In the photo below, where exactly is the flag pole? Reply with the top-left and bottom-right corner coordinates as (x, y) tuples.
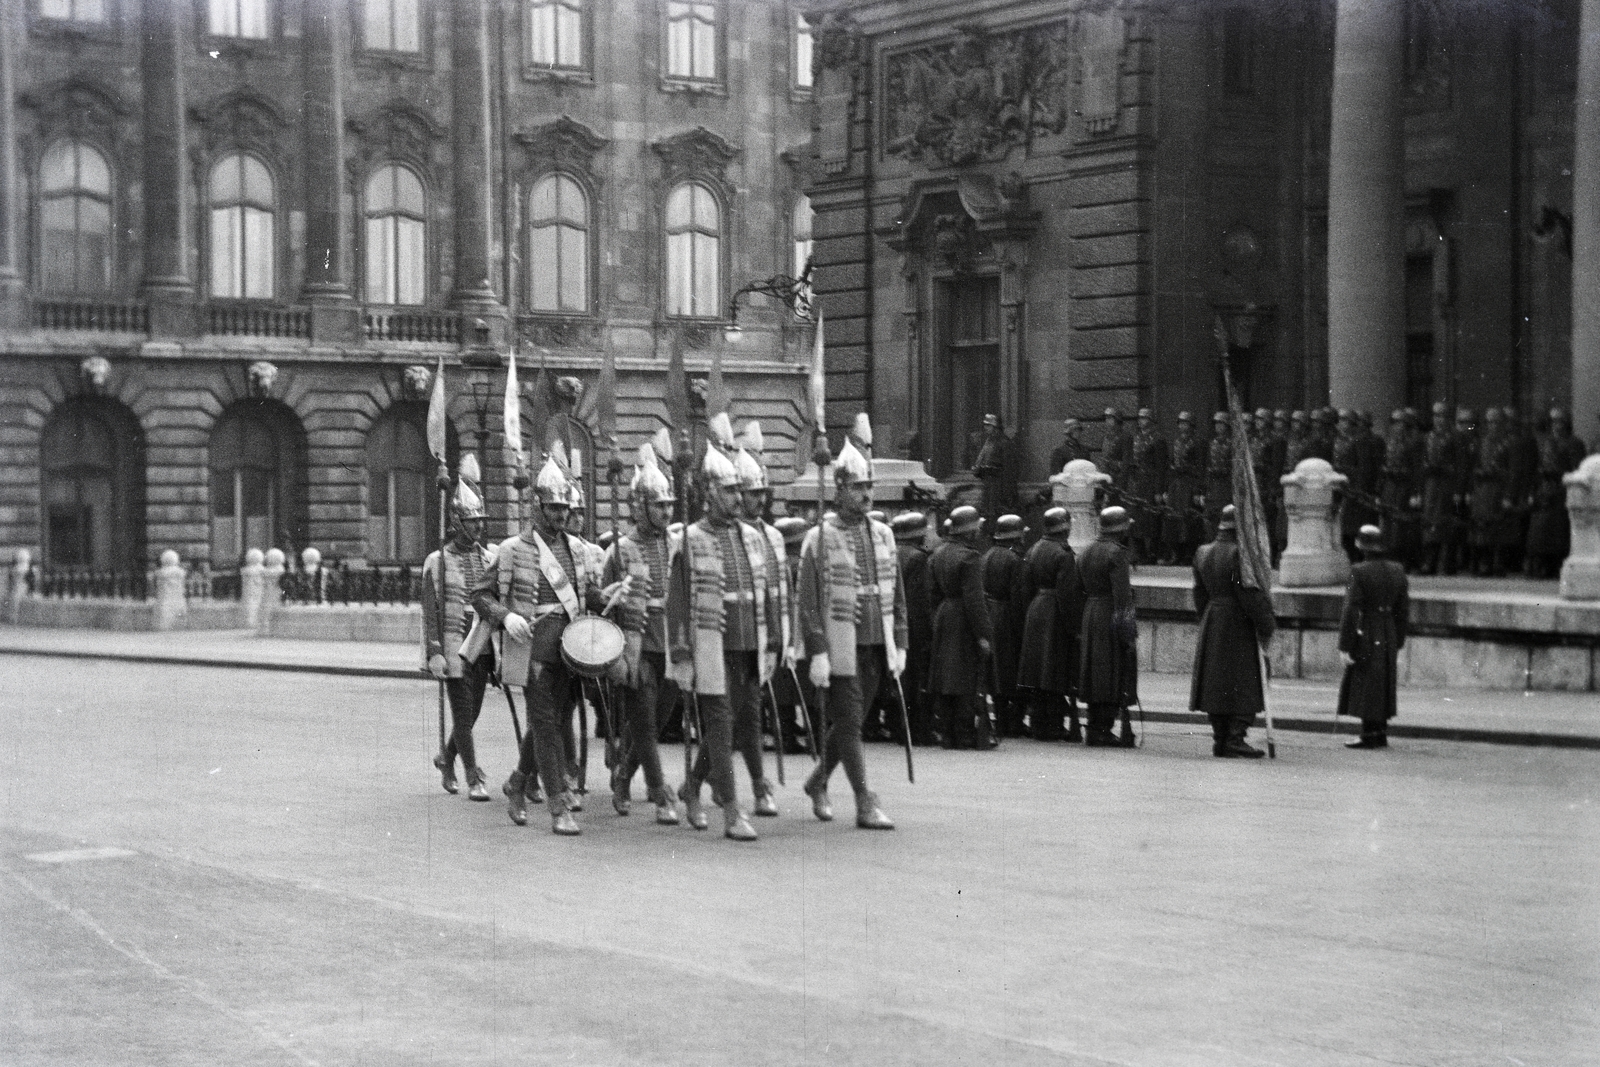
(425, 355), (451, 766)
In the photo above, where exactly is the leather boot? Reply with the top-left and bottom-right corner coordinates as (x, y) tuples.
(803, 774), (834, 822)
(651, 787), (681, 825)
(752, 779), (779, 817)
(855, 791), (894, 830)
(1210, 717), (1228, 757)
(433, 751), (458, 794)
(611, 766), (632, 816)
(1118, 708), (1137, 748)
(550, 793), (581, 836)
(1223, 718), (1264, 759)
(563, 775), (584, 812)
(1064, 702), (1083, 743)
(679, 782), (709, 830)
(723, 803), (758, 842)
(503, 771), (529, 826)
(465, 766), (490, 802)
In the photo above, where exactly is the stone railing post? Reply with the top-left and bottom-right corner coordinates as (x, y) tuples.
(1050, 458), (1113, 556)
(1559, 454), (1600, 600)
(1278, 458), (1351, 587)
(153, 549), (188, 631)
(240, 548), (266, 627)
(301, 546), (324, 603)
(5, 548), (30, 623)
(262, 548), (286, 622)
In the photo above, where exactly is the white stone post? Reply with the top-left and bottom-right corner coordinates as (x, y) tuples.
(262, 548), (286, 621)
(301, 546), (323, 603)
(1050, 458), (1113, 556)
(1278, 459), (1351, 587)
(153, 549), (188, 631)
(240, 548), (266, 627)
(1559, 454), (1600, 600)
(5, 548), (30, 624)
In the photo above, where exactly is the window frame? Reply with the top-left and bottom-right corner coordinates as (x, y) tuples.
(34, 138), (116, 296)
(791, 7), (814, 94)
(663, 180), (725, 321)
(361, 162), (430, 307)
(523, 0), (591, 79)
(357, 0), (432, 64)
(197, 0), (275, 45)
(661, 0), (723, 92)
(30, 0), (119, 36)
(205, 151), (280, 303)
(524, 171), (596, 317)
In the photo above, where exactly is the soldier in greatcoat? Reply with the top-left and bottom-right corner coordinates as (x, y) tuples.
(981, 514), (1030, 737)
(1380, 409), (1422, 568)
(1189, 505), (1275, 759)
(470, 455), (624, 836)
(1469, 407), (1512, 575)
(1128, 408), (1169, 565)
(797, 432), (903, 830)
(1098, 408), (1133, 503)
(968, 413), (1017, 522)
(1164, 412), (1204, 566)
(892, 511), (938, 746)
(1525, 409), (1590, 578)
(1332, 409), (1367, 559)
(1260, 409), (1288, 563)
(1079, 506), (1140, 747)
(424, 455), (496, 801)
(1419, 403), (1459, 575)
(1337, 525), (1410, 749)
(1015, 507), (1086, 742)
(927, 506), (995, 750)
(1503, 406), (1541, 574)
(1204, 411), (1233, 539)
(1048, 418), (1092, 480)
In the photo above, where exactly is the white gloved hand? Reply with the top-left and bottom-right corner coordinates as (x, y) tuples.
(782, 644), (798, 672)
(427, 653), (448, 679)
(503, 612), (532, 642)
(888, 647), (906, 678)
(809, 652), (832, 689)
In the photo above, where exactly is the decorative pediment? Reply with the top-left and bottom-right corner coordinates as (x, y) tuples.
(189, 90), (289, 159)
(18, 78), (130, 145)
(513, 115), (608, 178)
(347, 102), (445, 170)
(651, 127), (739, 187)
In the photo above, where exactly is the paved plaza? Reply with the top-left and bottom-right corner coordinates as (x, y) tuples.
(2, 655), (1597, 1067)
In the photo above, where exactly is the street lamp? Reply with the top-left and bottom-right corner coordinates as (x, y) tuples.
(724, 263), (815, 344)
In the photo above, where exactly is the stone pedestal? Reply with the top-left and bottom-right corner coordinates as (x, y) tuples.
(1560, 454), (1600, 600)
(153, 550), (188, 631)
(240, 548), (266, 627)
(262, 548), (286, 623)
(1050, 458), (1112, 556)
(1279, 459), (1351, 587)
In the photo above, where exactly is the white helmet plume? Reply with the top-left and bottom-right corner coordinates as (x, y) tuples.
(534, 453), (570, 502)
(702, 440), (741, 488)
(850, 412), (873, 454)
(649, 426), (675, 464)
(737, 419), (765, 456)
(631, 442), (674, 501)
(833, 437), (873, 486)
(708, 411), (736, 451)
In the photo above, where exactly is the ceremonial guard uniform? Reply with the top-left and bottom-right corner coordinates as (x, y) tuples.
(892, 512), (937, 746)
(733, 419), (792, 816)
(1099, 409), (1133, 504)
(797, 432), (903, 830)
(1079, 507), (1139, 747)
(928, 506), (995, 749)
(1015, 507), (1086, 742)
(424, 456), (496, 800)
(559, 482), (604, 793)
(1128, 408), (1169, 564)
(667, 429), (768, 841)
(471, 456), (614, 836)
(981, 515), (1029, 736)
(1469, 407), (1512, 575)
(602, 444), (682, 825)
(769, 516), (815, 752)
(1526, 409), (1589, 577)
(1189, 505), (1275, 759)
(1204, 412), (1234, 540)
(1165, 412), (1204, 565)
(1337, 525), (1409, 749)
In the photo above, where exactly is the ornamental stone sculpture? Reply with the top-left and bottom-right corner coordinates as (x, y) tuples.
(79, 356), (111, 394)
(402, 364), (433, 401)
(1559, 453), (1600, 600)
(247, 360), (279, 397)
(1050, 458), (1112, 555)
(1278, 458), (1350, 587)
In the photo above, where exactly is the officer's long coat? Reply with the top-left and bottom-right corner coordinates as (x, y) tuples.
(1188, 533), (1275, 718)
(1336, 557), (1409, 725)
(1077, 536), (1138, 706)
(928, 539), (993, 696)
(1015, 535), (1084, 696)
(981, 543), (1028, 700)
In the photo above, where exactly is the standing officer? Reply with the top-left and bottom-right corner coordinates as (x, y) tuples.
(1469, 407), (1511, 576)
(1526, 409), (1590, 578)
(969, 413), (1017, 522)
(1419, 402), (1457, 575)
(732, 420), (791, 817)
(1337, 525), (1409, 749)
(1098, 408), (1133, 498)
(797, 431), (904, 830)
(1204, 411), (1233, 540)
(982, 514), (1029, 737)
(892, 511), (937, 746)
(928, 506), (995, 750)
(1165, 412), (1204, 566)
(424, 455), (496, 800)
(1189, 505), (1275, 759)
(602, 443), (682, 825)
(1015, 507), (1086, 742)
(1128, 408), (1169, 565)
(1079, 506), (1139, 747)
(1332, 409), (1366, 559)
(470, 455), (622, 836)
(1380, 409), (1422, 568)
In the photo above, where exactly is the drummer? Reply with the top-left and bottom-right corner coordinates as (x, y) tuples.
(602, 442), (682, 825)
(732, 419), (791, 818)
(666, 416), (769, 842)
(557, 480), (603, 799)
(471, 454), (626, 836)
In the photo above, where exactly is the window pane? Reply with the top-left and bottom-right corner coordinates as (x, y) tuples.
(241, 468), (272, 517)
(392, 468), (422, 515)
(693, 184), (718, 231)
(78, 198), (112, 292)
(78, 145), (111, 194)
(396, 217), (425, 305)
(667, 13), (691, 77)
(530, 175), (557, 220)
(41, 199), (76, 291)
(364, 0), (392, 49)
(665, 186), (691, 230)
(559, 224), (587, 310)
(529, 224), (558, 311)
(241, 156), (273, 206)
(239, 0), (268, 38)
(243, 206), (274, 298)
(211, 468), (237, 517)
(556, 176), (585, 225)
(393, 167), (424, 215)
(41, 143), (73, 193)
(365, 167), (396, 213)
(555, 1), (581, 67)
(692, 15), (715, 79)
(209, 0), (236, 36)
(795, 14), (813, 88)
(209, 156), (240, 205)
(41, 0), (73, 18)
(394, 0), (421, 52)
(692, 232), (718, 316)
(529, 3), (554, 64)
(211, 206), (243, 298)
(365, 217), (392, 303)
(667, 232), (692, 315)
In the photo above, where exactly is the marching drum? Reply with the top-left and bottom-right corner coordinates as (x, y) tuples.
(560, 614), (625, 678)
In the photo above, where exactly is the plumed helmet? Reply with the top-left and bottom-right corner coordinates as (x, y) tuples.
(733, 419), (768, 490)
(1042, 507), (1070, 534)
(993, 514), (1026, 541)
(890, 511), (927, 540)
(453, 455), (485, 521)
(833, 437), (873, 486)
(708, 411), (736, 451)
(631, 443), (675, 502)
(946, 505), (982, 536)
(702, 440), (742, 488)
(1099, 505), (1132, 533)
(534, 454), (571, 503)
(851, 412), (873, 452)
(568, 480), (585, 510)
(650, 426), (675, 464)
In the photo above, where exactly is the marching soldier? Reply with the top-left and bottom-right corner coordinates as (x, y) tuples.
(560, 481), (603, 795)
(602, 444), (683, 825)
(667, 427), (769, 842)
(424, 455), (496, 800)
(1189, 504), (1275, 759)
(928, 506), (995, 750)
(1128, 408), (1169, 565)
(981, 514), (1030, 737)
(797, 430), (904, 830)
(1204, 411), (1233, 540)
(470, 455), (623, 836)
(1099, 408), (1134, 500)
(1015, 507), (1086, 743)
(1338, 525), (1410, 749)
(1526, 409), (1589, 578)
(1079, 506), (1140, 747)
(892, 511), (938, 746)
(1165, 412), (1204, 566)
(769, 515), (815, 753)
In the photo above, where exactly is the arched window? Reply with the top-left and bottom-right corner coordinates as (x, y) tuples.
(665, 182), (720, 318)
(39, 140), (112, 293)
(209, 154), (275, 300)
(209, 401), (305, 566)
(527, 174), (590, 313)
(364, 165), (427, 306)
(40, 398), (146, 571)
(365, 407), (433, 562)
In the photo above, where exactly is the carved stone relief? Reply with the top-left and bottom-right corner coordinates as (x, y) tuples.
(189, 90), (290, 171)
(513, 115), (608, 182)
(651, 127), (739, 191)
(347, 101), (445, 177)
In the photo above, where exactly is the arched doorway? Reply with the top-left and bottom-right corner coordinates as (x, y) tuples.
(209, 399), (307, 567)
(40, 397), (146, 571)
(365, 402), (457, 563)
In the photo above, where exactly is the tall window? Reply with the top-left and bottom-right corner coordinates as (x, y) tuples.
(209, 154), (275, 300)
(666, 0), (716, 81)
(937, 276), (1001, 477)
(527, 174), (590, 313)
(208, 0), (268, 37)
(364, 0), (420, 51)
(665, 183), (720, 317)
(39, 0), (106, 21)
(527, 0), (583, 69)
(38, 141), (112, 293)
(794, 12), (813, 90)
(366, 410), (431, 562)
(364, 165), (426, 306)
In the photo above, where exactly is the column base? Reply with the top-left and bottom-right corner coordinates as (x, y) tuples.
(0, 276), (26, 330)
(308, 299), (361, 344)
(1278, 549), (1351, 588)
(144, 290), (199, 339)
(1559, 559), (1600, 601)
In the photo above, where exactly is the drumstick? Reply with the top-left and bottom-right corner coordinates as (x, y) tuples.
(600, 575), (632, 617)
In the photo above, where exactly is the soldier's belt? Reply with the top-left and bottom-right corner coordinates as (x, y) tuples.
(646, 597), (666, 609)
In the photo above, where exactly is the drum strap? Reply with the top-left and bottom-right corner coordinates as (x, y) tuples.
(529, 529), (582, 621)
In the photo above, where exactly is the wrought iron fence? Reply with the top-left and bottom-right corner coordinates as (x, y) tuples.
(27, 566), (149, 600)
(280, 562), (422, 606)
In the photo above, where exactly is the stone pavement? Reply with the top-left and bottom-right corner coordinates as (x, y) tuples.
(3, 623), (1597, 748)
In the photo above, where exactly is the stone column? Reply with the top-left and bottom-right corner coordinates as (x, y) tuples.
(1572, 0), (1600, 447)
(1278, 459), (1351, 587)
(153, 549), (188, 631)
(1050, 458), (1112, 556)
(450, 0), (503, 332)
(0, 4), (22, 328)
(1560, 455), (1600, 600)
(301, 5), (359, 342)
(141, 0), (196, 336)
(1326, 0), (1405, 413)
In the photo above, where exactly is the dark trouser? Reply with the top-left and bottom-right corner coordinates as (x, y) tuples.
(1208, 714), (1254, 752)
(616, 651), (677, 802)
(687, 651), (759, 807)
(1028, 691), (1080, 741)
(938, 694), (987, 749)
(515, 658), (582, 810)
(806, 645), (882, 800)
(440, 652), (492, 772)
